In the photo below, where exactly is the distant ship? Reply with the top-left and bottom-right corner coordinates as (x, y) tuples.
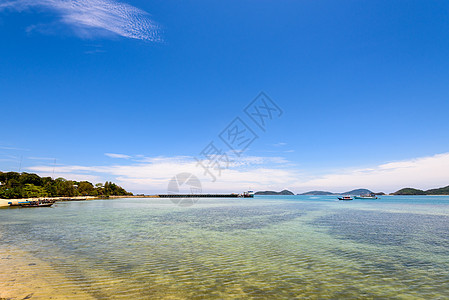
(354, 193), (378, 200)
(242, 191), (254, 198)
(338, 196), (353, 201)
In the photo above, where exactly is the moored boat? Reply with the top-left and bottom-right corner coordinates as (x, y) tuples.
(240, 191), (254, 198)
(354, 193), (378, 200)
(338, 196), (353, 201)
(10, 199), (55, 207)
(354, 195), (378, 199)
(25, 202), (54, 207)
(245, 190), (254, 198)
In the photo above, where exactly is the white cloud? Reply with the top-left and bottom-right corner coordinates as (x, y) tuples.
(105, 153), (131, 159)
(0, 158), (18, 162)
(273, 142), (287, 147)
(0, 146), (30, 151)
(0, 0), (160, 41)
(35, 172), (103, 183)
(28, 155), (299, 193)
(26, 152), (449, 195)
(292, 152), (449, 193)
(27, 156), (56, 160)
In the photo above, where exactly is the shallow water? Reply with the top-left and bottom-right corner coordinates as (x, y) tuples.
(1, 196), (449, 299)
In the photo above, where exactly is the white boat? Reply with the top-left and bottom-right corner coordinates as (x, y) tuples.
(354, 194), (378, 199)
(242, 191), (254, 198)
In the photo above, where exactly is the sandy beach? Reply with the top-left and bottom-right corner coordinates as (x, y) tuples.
(0, 248), (96, 300)
(0, 197), (97, 208)
(0, 195), (163, 208)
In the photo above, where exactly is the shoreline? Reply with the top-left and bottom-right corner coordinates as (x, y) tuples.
(0, 196), (98, 208)
(0, 247), (96, 300)
(3, 194), (449, 208)
(0, 195), (162, 208)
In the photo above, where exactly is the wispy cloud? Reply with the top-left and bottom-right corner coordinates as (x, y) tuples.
(0, 0), (161, 41)
(28, 155), (298, 193)
(0, 158), (18, 162)
(31, 171), (104, 183)
(0, 154), (20, 162)
(292, 152), (449, 193)
(273, 142), (287, 147)
(84, 48), (106, 54)
(27, 152), (449, 195)
(105, 153), (131, 159)
(27, 156), (56, 160)
(0, 146), (30, 151)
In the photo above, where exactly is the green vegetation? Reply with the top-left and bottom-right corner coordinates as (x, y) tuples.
(255, 190), (294, 195)
(392, 188), (426, 195)
(300, 191), (334, 195)
(425, 185), (449, 195)
(0, 171), (133, 199)
(299, 189), (377, 195)
(342, 189), (373, 195)
(391, 186), (449, 195)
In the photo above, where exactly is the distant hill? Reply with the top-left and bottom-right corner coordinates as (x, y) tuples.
(392, 188), (426, 195)
(255, 190), (294, 195)
(425, 185), (449, 195)
(299, 189), (376, 195)
(342, 189), (373, 195)
(299, 191), (334, 195)
(257, 185), (449, 197)
(392, 185), (449, 195)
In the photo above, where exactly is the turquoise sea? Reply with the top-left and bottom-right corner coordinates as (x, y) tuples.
(1, 195), (449, 299)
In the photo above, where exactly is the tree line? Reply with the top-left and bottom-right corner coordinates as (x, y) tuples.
(0, 171), (133, 199)
(392, 185), (449, 195)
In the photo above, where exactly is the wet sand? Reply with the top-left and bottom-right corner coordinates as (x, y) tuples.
(0, 248), (95, 300)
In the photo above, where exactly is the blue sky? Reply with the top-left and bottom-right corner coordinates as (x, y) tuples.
(1, 0), (449, 193)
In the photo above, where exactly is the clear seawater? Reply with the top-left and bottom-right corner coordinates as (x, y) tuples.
(1, 195), (449, 299)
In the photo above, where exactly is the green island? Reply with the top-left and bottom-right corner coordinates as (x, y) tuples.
(259, 187), (449, 196)
(255, 190), (295, 195)
(392, 186), (449, 195)
(0, 171), (133, 199)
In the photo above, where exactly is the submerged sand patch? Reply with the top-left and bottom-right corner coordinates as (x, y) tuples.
(0, 248), (95, 300)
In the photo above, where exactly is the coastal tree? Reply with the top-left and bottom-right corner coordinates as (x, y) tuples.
(22, 184), (48, 198)
(0, 171), (133, 199)
(19, 173), (43, 186)
(77, 181), (96, 196)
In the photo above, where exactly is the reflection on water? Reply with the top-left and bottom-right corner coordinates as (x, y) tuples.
(1, 196), (449, 299)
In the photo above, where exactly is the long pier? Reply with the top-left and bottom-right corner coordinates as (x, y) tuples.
(158, 194), (245, 198)
(0, 194), (254, 207)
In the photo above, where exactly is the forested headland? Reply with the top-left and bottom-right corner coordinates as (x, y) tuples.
(0, 171), (133, 199)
